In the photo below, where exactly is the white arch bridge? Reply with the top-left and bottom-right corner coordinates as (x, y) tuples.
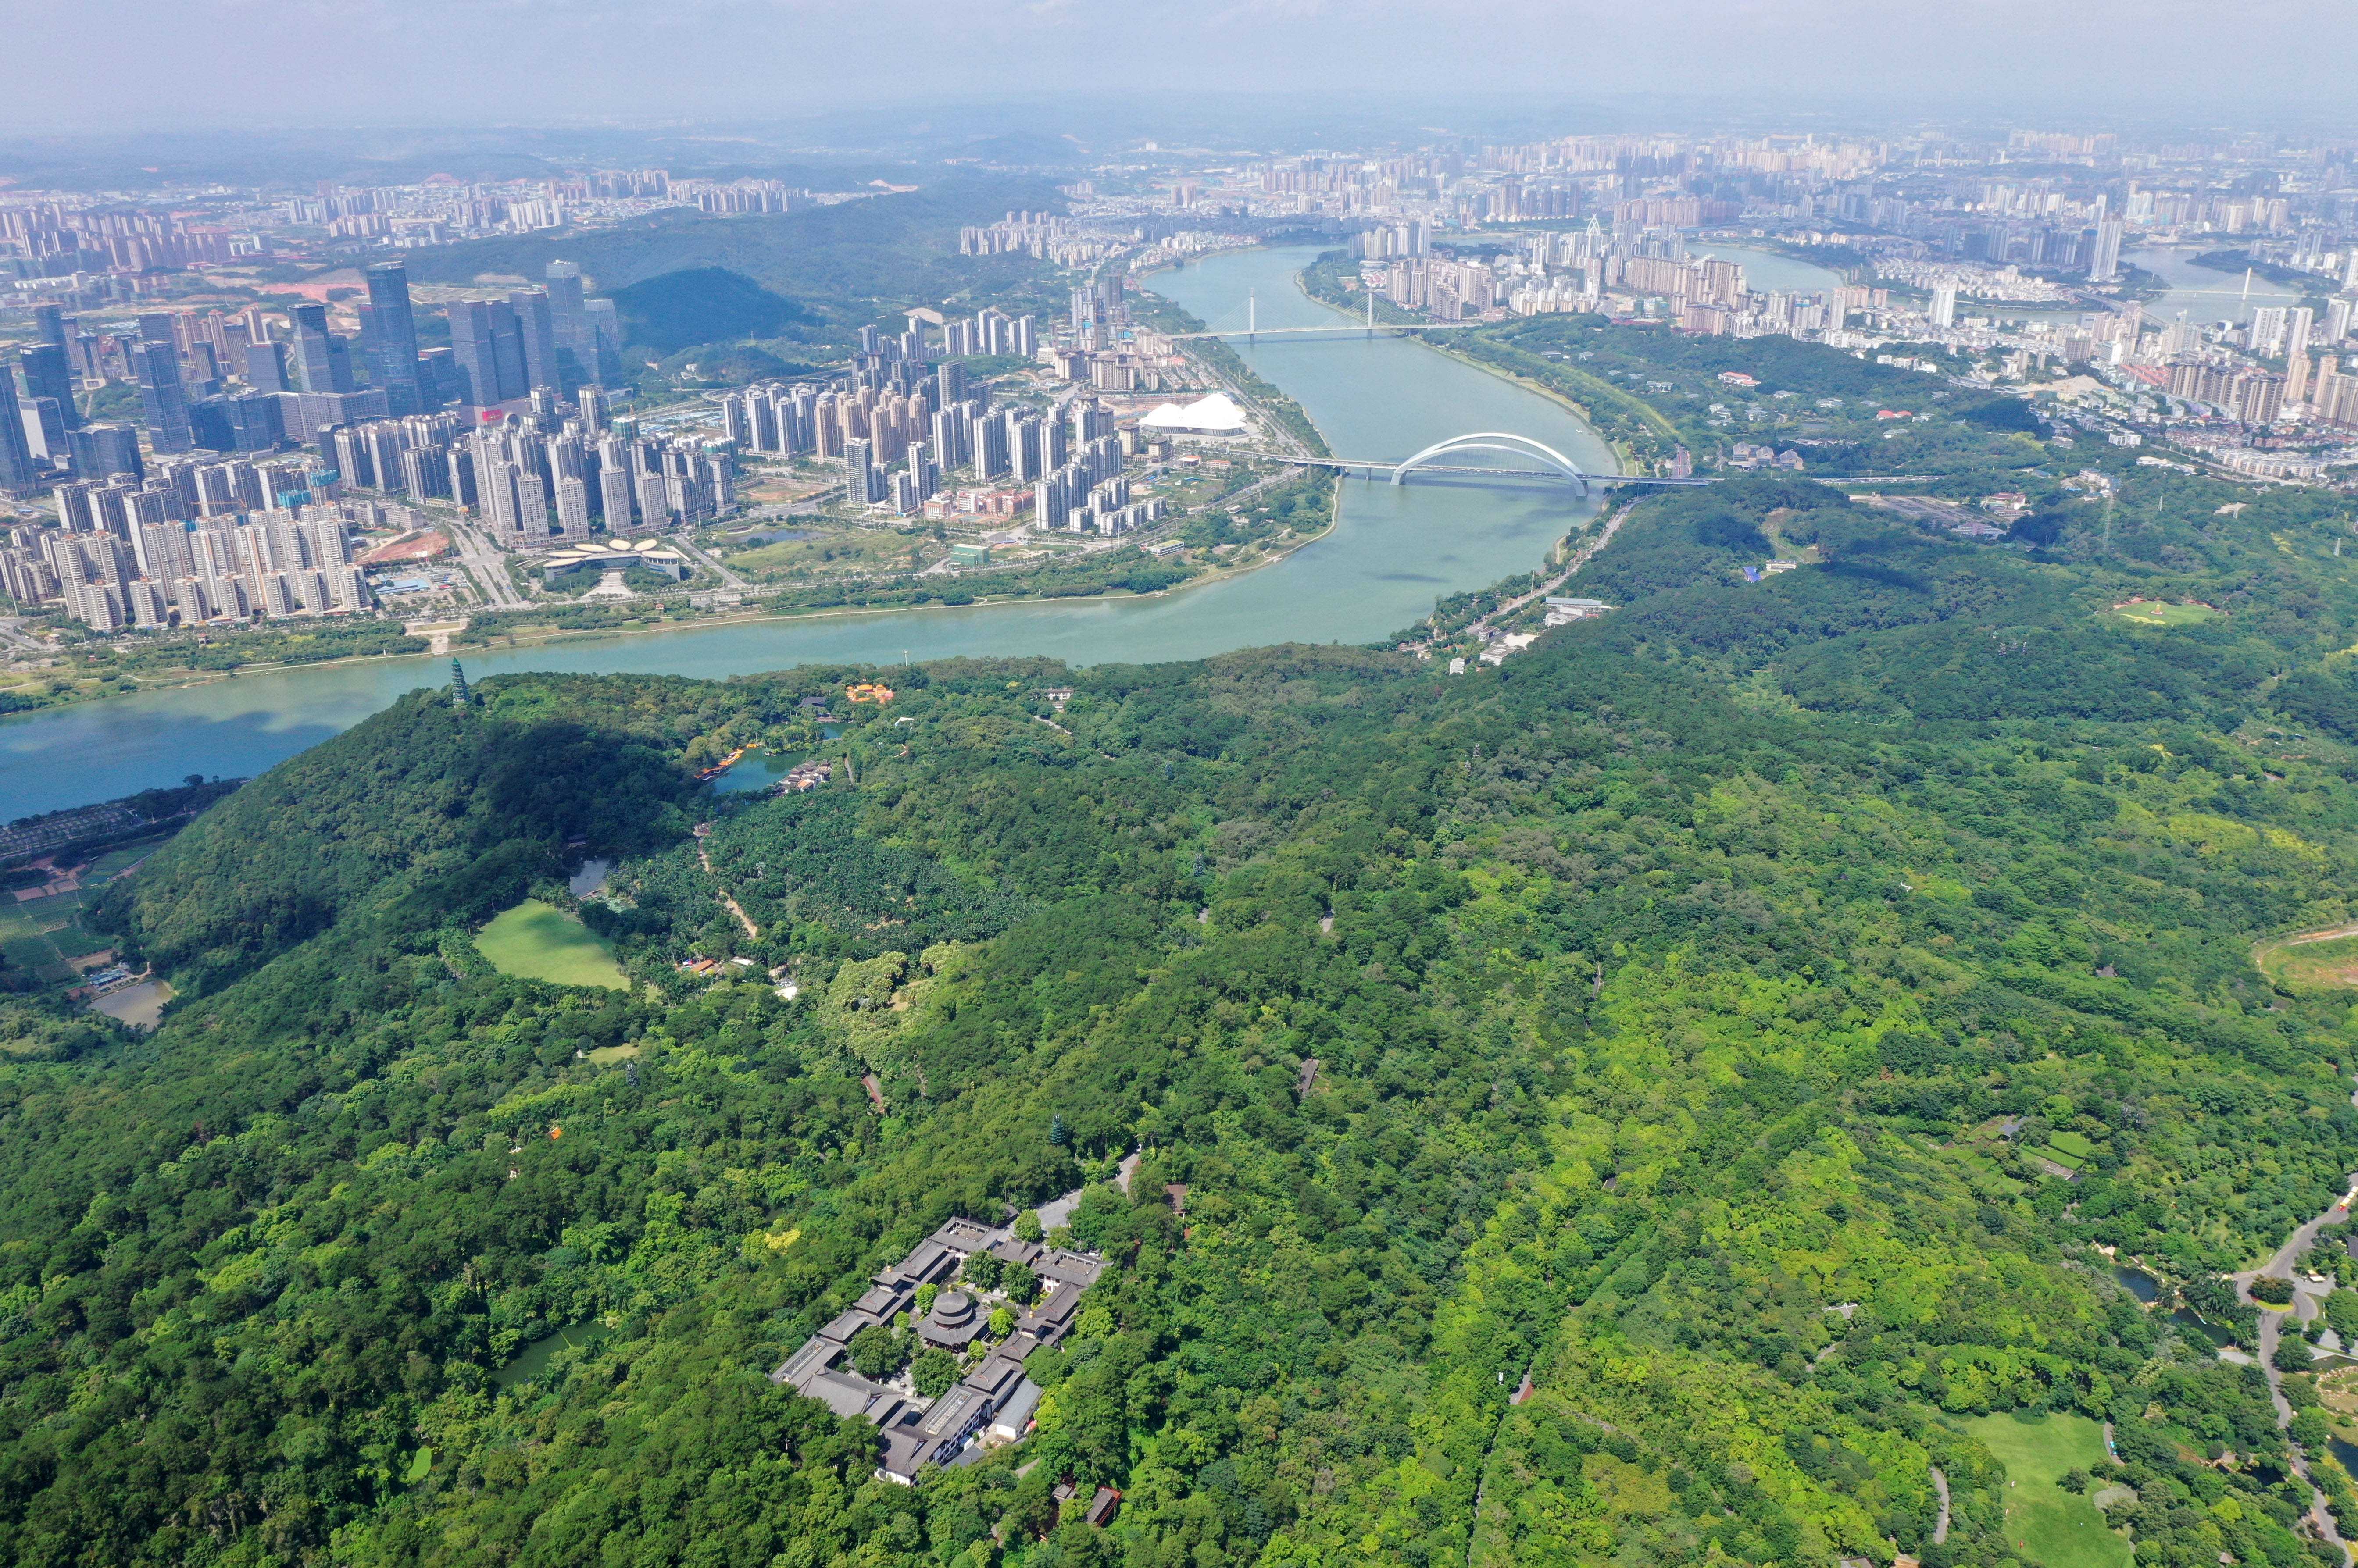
(1243, 432), (1712, 499)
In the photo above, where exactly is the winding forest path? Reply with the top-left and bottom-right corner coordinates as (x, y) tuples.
(693, 844), (761, 939)
(2240, 1182), (2356, 1561)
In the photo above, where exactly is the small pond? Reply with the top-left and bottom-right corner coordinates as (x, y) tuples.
(2111, 1265), (2161, 1303)
(496, 1321), (614, 1389)
(567, 857), (612, 898)
(711, 750), (794, 794)
(2169, 1308), (2235, 1349)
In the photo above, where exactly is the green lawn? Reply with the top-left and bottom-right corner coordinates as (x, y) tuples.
(2111, 600), (2220, 628)
(1965, 1412), (2130, 1568)
(475, 901), (629, 991)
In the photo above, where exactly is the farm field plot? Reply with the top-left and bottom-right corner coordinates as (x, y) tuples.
(0, 835), (168, 988)
(1965, 1412), (2130, 1568)
(2044, 1130), (2097, 1170)
(475, 900), (630, 991)
(0, 891), (111, 985)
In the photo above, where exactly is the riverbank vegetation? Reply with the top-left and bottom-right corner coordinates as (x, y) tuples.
(0, 617), (432, 713)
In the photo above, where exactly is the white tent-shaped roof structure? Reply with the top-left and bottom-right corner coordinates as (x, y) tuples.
(1138, 392), (1248, 435)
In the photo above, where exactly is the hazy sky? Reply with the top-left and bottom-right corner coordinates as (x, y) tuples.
(15, 0), (2358, 136)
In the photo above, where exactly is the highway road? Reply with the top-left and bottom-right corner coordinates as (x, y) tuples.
(443, 517), (530, 610)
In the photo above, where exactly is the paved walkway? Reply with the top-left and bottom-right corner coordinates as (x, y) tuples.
(2240, 1172), (2357, 1559)
(1464, 499), (1638, 642)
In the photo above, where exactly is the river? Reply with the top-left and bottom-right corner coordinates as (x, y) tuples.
(0, 245), (1611, 819)
(1701, 246), (1845, 297)
(2132, 244), (2302, 326)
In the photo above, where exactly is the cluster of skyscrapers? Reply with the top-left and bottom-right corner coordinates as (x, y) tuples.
(0, 501), (367, 631)
(0, 253), (650, 624)
(319, 396), (732, 548)
(1, 257), (625, 495)
(718, 355), (1158, 535)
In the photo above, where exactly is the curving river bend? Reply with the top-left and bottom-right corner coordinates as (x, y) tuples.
(3, 243), (1636, 818)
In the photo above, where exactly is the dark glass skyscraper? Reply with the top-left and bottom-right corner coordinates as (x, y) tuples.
(447, 299), (528, 408)
(0, 388), (35, 494)
(245, 340), (290, 393)
(17, 344), (79, 430)
(68, 423), (141, 480)
(543, 261), (589, 390)
(362, 260), (425, 415)
(508, 288), (560, 395)
(288, 303), (354, 394)
(130, 339), (194, 454)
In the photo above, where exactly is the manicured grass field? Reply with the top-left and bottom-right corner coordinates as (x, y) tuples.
(2111, 600), (2219, 627)
(1965, 1411), (2130, 1568)
(475, 900), (629, 990)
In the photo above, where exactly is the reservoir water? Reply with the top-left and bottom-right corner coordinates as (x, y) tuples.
(0, 245), (1611, 819)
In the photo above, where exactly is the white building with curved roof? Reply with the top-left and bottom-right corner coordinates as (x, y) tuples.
(1138, 393), (1248, 436)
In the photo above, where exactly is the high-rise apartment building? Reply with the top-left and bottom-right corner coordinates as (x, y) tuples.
(2248, 307), (2288, 357)
(2089, 218), (2125, 284)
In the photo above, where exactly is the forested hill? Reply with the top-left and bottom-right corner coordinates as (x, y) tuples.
(1, 473), (2358, 1568)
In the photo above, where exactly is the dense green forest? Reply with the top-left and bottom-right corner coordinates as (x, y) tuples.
(3, 455), (2358, 1568)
